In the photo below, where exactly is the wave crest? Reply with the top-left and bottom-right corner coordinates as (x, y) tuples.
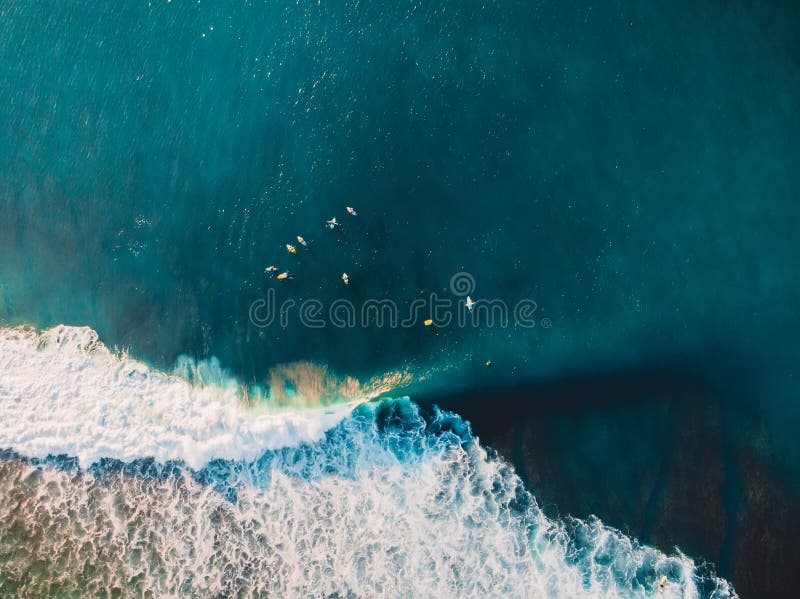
(0, 325), (389, 469)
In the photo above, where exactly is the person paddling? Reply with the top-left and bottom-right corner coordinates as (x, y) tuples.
(286, 244), (297, 254)
(297, 236), (308, 247)
(466, 296), (475, 312)
(341, 272), (350, 285)
(346, 206), (357, 216)
(325, 217), (340, 229)
(277, 271), (292, 280)
(658, 576), (667, 594)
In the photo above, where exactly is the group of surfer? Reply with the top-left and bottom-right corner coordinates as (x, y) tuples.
(264, 204), (477, 324)
(264, 207), (358, 283)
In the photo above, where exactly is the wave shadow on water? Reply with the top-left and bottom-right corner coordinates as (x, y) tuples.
(417, 360), (800, 598)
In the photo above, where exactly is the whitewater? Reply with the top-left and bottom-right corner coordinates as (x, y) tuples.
(0, 325), (378, 469)
(0, 325), (736, 597)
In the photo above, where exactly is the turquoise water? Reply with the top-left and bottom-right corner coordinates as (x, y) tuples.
(1, 0), (799, 595)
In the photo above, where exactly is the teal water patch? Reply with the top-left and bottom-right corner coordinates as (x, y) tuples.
(1, 0), (798, 390)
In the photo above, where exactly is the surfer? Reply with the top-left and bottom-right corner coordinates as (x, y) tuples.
(658, 575), (667, 594)
(297, 235), (308, 247)
(325, 217), (340, 229)
(286, 244), (297, 254)
(341, 272), (350, 285)
(346, 206), (357, 216)
(277, 272), (292, 280)
(466, 296), (475, 312)
(265, 265), (278, 273)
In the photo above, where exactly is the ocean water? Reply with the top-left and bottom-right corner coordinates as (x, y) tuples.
(1, 0), (799, 596)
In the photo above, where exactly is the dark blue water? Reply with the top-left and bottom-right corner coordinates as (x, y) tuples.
(2, 1), (799, 595)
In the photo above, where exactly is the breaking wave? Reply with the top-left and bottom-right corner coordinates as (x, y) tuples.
(0, 325), (401, 469)
(0, 325), (736, 597)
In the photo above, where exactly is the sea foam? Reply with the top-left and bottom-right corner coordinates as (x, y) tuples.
(0, 400), (736, 597)
(0, 325), (366, 469)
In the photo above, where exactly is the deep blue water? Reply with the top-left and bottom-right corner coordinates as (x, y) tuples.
(1, 0), (799, 595)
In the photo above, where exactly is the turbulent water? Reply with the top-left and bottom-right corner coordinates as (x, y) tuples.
(0, 325), (735, 597)
(0, 325), (370, 468)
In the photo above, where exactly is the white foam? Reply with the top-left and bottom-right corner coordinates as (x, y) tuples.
(0, 325), (363, 469)
(0, 401), (737, 597)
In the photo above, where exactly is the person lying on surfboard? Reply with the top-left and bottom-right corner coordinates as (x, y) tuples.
(346, 206), (357, 216)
